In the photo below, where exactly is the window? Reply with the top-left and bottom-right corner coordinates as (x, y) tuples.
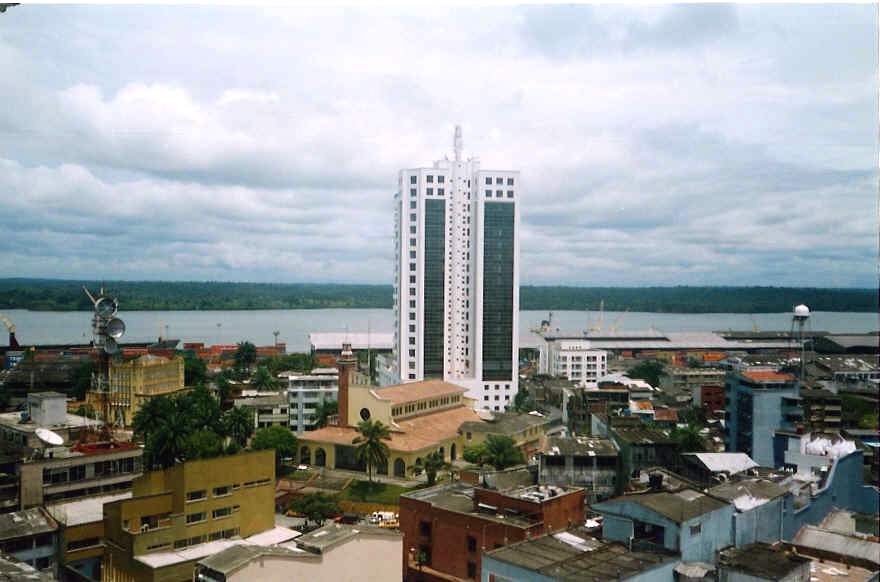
(409, 276), (416, 284)
(186, 512), (207, 524)
(495, 177), (503, 184)
(410, 188), (416, 196)
(409, 349), (416, 357)
(213, 507), (233, 519)
(410, 226), (416, 234)
(409, 324), (416, 332)
(213, 486), (231, 497)
(186, 490), (206, 502)
(467, 561), (477, 578)
(496, 190), (503, 198)
(409, 251), (416, 260)
(410, 213), (416, 221)
(467, 536), (477, 552)
(466, 432), (472, 440)
(409, 313), (416, 321)
(507, 190), (514, 198)
(410, 201), (416, 209)
(485, 177), (492, 185)
(438, 175), (445, 183)
(485, 189), (492, 196)
(410, 262), (416, 272)
(409, 238), (416, 246)
(438, 188), (444, 195)
(690, 524), (702, 536)
(419, 521), (432, 537)
(507, 177), (514, 185)
(427, 188), (433, 195)
(427, 175), (433, 183)
(494, 395), (499, 401)
(410, 175), (417, 184)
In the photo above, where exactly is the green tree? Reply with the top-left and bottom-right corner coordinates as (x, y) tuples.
(512, 385), (534, 413)
(463, 443), (487, 465)
(410, 451), (450, 486)
(179, 386), (222, 433)
(313, 400), (338, 429)
(185, 429), (224, 460)
(481, 435), (525, 470)
(72, 360), (94, 400)
(145, 407), (191, 469)
(74, 404), (97, 419)
(628, 360), (666, 388)
(234, 341), (257, 372)
(265, 353), (314, 375)
(183, 354), (208, 386)
(215, 369), (234, 403)
(252, 425), (298, 470)
(670, 424), (707, 452)
(251, 366), (279, 392)
(352, 420), (391, 483)
(290, 493), (340, 525)
(132, 396), (174, 444)
(222, 407), (254, 447)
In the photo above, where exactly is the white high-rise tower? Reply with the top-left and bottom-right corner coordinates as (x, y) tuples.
(382, 127), (520, 410)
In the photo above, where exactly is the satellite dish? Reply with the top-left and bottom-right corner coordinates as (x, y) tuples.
(106, 318), (126, 339)
(104, 337), (119, 354)
(95, 297), (118, 319)
(36, 428), (64, 446)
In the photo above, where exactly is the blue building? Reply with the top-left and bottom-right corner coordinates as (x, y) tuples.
(591, 489), (734, 563)
(708, 478), (788, 547)
(724, 370), (801, 467)
(481, 526), (678, 582)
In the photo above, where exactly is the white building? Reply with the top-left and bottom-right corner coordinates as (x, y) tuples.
(388, 126), (520, 411)
(540, 340), (608, 388)
(284, 368), (338, 433)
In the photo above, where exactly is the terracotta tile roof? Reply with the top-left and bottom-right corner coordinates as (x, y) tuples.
(300, 405), (482, 453)
(743, 370), (796, 383)
(654, 409), (679, 422)
(373, 379), (467, 405)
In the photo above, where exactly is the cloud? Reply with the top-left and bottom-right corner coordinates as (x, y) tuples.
(0, 4), (875, 287)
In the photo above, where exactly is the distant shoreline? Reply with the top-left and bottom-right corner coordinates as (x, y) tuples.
(1, 279), (876, 314)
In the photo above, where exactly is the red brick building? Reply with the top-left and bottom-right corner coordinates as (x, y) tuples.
(399, 480), (585, 581)
(699, 384), (725, 416)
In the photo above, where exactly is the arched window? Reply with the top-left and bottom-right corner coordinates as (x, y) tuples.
(393, 458), (406, 478)
(314, 448), (326, 467)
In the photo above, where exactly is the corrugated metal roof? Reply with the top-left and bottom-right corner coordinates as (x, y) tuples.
(686, 453), (757, 474)
(793, 526), (880, 566)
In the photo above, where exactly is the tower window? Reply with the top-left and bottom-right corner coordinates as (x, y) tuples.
(507, 178), (514, 185)
(438, 175), (445, 183)
(410, 176), (417, 184)
(495, 177), (503, 184)
(427, 175), (433, 183)
(485, 177), (492, 185)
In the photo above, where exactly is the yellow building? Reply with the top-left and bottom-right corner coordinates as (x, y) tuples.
(87, 355), (186, 427)
(102, 450), (275, 582)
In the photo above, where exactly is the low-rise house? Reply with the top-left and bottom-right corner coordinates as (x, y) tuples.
(708, 478), (789, 547)
(232, 393), (288, 430)
(538, 436), (619, 502)
(0, 393), (99, 454)
(679, 452), (758, 486)
(481, 526), (678, 582)
(592, 415), (678, 481)
(194, 524), (401, 582)
(592, 488), (734, 563)
(800, 388), (842, 433)
(459, 411), (558, 459)
(0, 508), (59, 575)
(399, 480), (585, 581)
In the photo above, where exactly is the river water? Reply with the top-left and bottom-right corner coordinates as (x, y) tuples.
(3, 309), (876, 352)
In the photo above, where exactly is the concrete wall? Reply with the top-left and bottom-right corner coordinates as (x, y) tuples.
(681, 506), (734, 563)
(592, 501), (681, 552)
(482, 554), (678, 582)
(733, 497), (784, 547)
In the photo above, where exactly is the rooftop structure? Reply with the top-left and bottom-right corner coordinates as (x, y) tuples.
(0, 554), (56, 581)
(0, 508), (59, 575)
(195, 524), (401, 582)
(482, 526), (677, 581)
(718, 543), (811, 581)
(679, 452), (758, 485)
(308, 333), (393, 352)
(792, 525), (880, 570)
(539, 437), (619, 502)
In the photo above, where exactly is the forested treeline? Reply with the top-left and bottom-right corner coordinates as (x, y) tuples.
(0, 278), (876, 313)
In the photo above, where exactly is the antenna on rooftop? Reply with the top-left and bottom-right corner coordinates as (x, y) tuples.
(790, 305), (811, 381)
(454, 125), (463, 161)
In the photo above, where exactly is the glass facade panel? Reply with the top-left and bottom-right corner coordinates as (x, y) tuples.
(482, 202), (514, 381)
(423, 199), (446, 378)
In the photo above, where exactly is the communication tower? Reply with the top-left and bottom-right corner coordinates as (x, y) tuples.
(83, 286), (127, 437)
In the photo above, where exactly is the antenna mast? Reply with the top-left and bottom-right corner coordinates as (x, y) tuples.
(454, 125), (463, 162)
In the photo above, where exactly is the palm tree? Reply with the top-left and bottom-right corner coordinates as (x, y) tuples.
(313, 400), (338, 429)
(352, 420), (391, 483)
(223, 407), (254, 447)
(410, 451), (450, 486)
(132, 396), (173, 443)
(146, 407), (191, 469)
(251, 366), (279, 392)
(671, 424), (706, 452)
(234, 341), (258, 372)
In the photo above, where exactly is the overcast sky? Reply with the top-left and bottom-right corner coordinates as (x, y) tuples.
(0, 4), (876, 287)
